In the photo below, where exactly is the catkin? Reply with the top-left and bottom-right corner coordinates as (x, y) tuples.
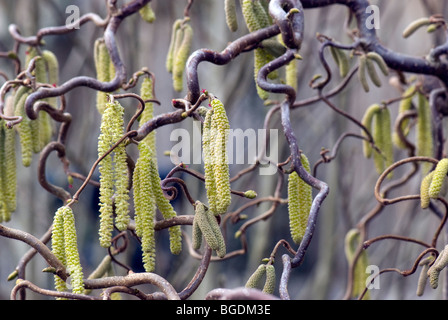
(361, 104), (382, 159)
(242, 0), (277, 99)
(225, 0), (238, 32)
(330, 46), (349, 78)
(393, 85), (415, 149)
(366, 52), (389, 77)
(194, 201), (226, 257)
(51, 206), (68, 294)
(133, 142), (156, 272)
(0, 106), (16, 215)
(62, 206), (84, 294)
(203, 108), (218, 213)
(139, 2), (156, 23)
(94, 38), (112, 114)
(344, 228), (370, 299)
(416, 256), (434, 296)
(139, 77), (156, 150)
(172, 23), (193, 92)
(420, 171), (434, 209)
(245, 264), (266, 289)
(192, 205), (203, 250)
(97, 99), (129, 247)
(427, 245), (448, 289)
(416, 92), (433, 175)
(428, 158), (448, 199)
(210, 98), (231, 214)
(262, 264), (276, 294)
(166, 19), (183, 73)
(358, 54), (369, 92)
(365, 55), (382, 87)
(372, 107), (393, 176)
(287, 154), (312, 244)
(51, 206), (84, 295)
(403, 17), (432, 38)
(14, 86), (32, 167)
(285, 58), (298, 92)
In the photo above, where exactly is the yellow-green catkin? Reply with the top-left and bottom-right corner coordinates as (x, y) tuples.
(194, 201), (226, 257)
(94, 39), (111, 114)
(139, 2), (156, 23)
(139, 76), (155, 150)
(365, 54), (382, 87)
(330, 46), (349, 78)
(427, 245), (448, 289)
(203, 108), (218, 213)
(62, 206), (84, 294)
(420, 171), (434, 209)
(358, 54), (369, 92)
(97, 99), (129, 247)
(225, 0), (238, 32)
(287, 154), (312, 244)
(0, 106), (16, 217)
(241, 0), (277, 99)
(192, 204), (203, 250)
(393, 85), (416, 149)
(210, 98), (231, 214)
(361, 104), (382, 159)
(428, 158), (448, 199)
(166, 19), (183, 73)
(0, 119), (15, 222)
(416, 92), (433, 175)
(372, 107), (393, 177)
(149, 151), (182, 255)
(403, 17), (432, 38)
(51, 206), (68, 294)
(133, 142), (156, 272)
(23, 48), (55, 152)
(344, 228), (370, 299)
(245, 264), (266, 289)
(172, 23), (193, 92)
(286, 58), (298, 92)
(262, 264), (276, 294)
(366, 52), (389, 77)
(138, 78), (181, 255)
(13, 86), (32, 167)
(416, 255), (434, 296)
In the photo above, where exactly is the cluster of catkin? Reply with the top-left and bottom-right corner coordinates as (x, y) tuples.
(361, 85), (433, 178)
(245, 262), (276, 295)
(132, 77), (182, 272)
(240, 0), (299, 99)
(51, 206), (84, 296)
(15, 48), (57, 166)
(166, 17), (193, 92)
(0, 48), (58, 222)
(194, 97), (232, 257)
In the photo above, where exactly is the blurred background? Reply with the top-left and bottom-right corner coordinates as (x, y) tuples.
(0, 0), (447, 300)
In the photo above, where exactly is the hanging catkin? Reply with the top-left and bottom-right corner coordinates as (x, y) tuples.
(287, 153), (312, 244)
(51, 206), (84, 295)
(97, 99), (129, 247)
(137, 78), (182, 256)
(210, 98), (231, 214)
(133, 142), (157, 272)
(94, 39), (112, 115)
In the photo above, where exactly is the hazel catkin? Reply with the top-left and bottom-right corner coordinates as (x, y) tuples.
(133, 142), (157, 272)
(428, 158), (448, 199)
(287, 154), (312, 244)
